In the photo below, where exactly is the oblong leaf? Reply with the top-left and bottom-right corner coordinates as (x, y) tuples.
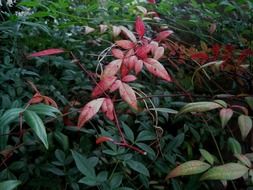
(166, 160), (210, 179)
(220, 108), (233, 128)
(119, 26), (137, 43)
(119, 83), (138, 110)
(0, 180), (21, 190)
(27, 48), (64, 57)
(24, 110), (48, 149)
(144, 58), (172, 81)
(178, 101), (222, 115)
(116, 40), (135, 49)
(96, 136), (114, 144)
(199, 149), (214, 165)
(200, 163), (249, 180)
(92, 76), (117, 98)
(238, 114), (252, 140)
(234, 154), (252, 168)
(0, 108), (23, 150)
(78, 98), (105, 128)
(127, 160), (150, 177)
(135, 16), (145, 38)
(28, 104), (61, 118)
(101, 59), (122, 79)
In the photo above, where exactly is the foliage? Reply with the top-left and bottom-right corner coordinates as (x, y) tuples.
(0, 0), (253, 189)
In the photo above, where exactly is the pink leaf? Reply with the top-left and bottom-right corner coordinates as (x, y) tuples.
(134, 60), (143, 74)
(101, 98), (115, 120)
(92, 76), (117, 98)
(78, 98), (105, 128)
(96, 136), (114, 144)
(109, 80), (122, 92)
(144, 58), (172, 81)
(122, 75), (137, 82)
(135, 16), (145, 38)
(111, 48), (125, 59)
(120, 26), (137, 43)
(116, 40), (135, 50)
(101, 59), (122, 79)
(154, 30), (173, 41)
(220, 108), (233, 128)
(121, 60), (130, 77)
(127, 56), (138, 69)
(153, 46), (164, 60)
(119, 82), (138, 110)
(27, 48), (64, 58)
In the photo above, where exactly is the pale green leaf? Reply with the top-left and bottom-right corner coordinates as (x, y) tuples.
(234, 154), (252, 168)
(166, 160), (210, 179)
(238, 115), (252, 140)
(199, 149), (214, 165)
(220, 108), (233, 128)
(0, 180), (21, 190)
(200, 163), (249, 180)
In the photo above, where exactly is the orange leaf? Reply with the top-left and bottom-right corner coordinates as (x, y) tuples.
(92, 76), (117, 98)
(96, 136), (114, 144)
(43, 96), (58, 108)
(27, 48), (64, 58)
(119, 82), (138, 110)
(101, 98), (115, 121)
(78, 98), (105, 128)
(116, 40), (135, 49)
(101, 59), (122, 79)
(122, 75), (137, 82)
(29, 93), (44, 104)
(135, 16), (145, 38)
(112, 48), (124, 59)
(144, 58), (172, 81)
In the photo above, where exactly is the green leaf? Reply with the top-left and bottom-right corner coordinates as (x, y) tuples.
(199, 149), (214, 165)
(126, 160), (150, 177)
(219, 108), (233, 128)
(28, 104), (61, 118)
(148, 108), (178, 114)
(177, 101), (222, 116)
(238, 114), (252, 140)
(0, 180), (21, 190)
(122, 122), (134, 143)
(245, 97), (253, 111)
(228, 137), (241, 154)
(0, 108), (23, 150)
(200, 163), (249, 180)
(136, 130), (156, 142)
(78, 176), (97, 186)
(54, 131), (69, 151)
(23, 110), (48, 149)
(166, 160), (210, 179)
(71, 150), (96, 177)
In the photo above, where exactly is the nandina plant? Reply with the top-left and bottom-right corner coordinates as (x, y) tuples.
(27, 16), (174, 154)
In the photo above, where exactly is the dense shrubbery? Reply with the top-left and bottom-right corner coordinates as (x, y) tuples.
(0, 0), (253, 189)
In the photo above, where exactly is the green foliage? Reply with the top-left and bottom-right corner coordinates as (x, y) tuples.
(0, 0), (253, 189)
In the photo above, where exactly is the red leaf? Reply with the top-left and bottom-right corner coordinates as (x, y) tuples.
(134, 60), (143, 74)
(191, 52), (209, 60)
(78, 98), (105, 128)
(92, 76), (117, 98)
(144, 58), (172, 81)
(96, 136), (114, 144)
(43, 96), (58, 108)
(29, 93), (44, 104)
(27, 48), (64, 58)
(212, 44), (220, 60)
(136, 45), (152, 59)
(112, 48), (125, 59)
(109, 80), (122, 92)
(101, 59), (122, 79)
(154, 30), (173, 41)
(135, 16), (145, 38)
(147, 0), (156, 3)
(238, 49), (253, 64)
(101, 98), (114, 121)
(119, 82), (138, 110)
(121, 60), (130, 77)
(122, 75), (137, 82)
(116, 40), (135, 49)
